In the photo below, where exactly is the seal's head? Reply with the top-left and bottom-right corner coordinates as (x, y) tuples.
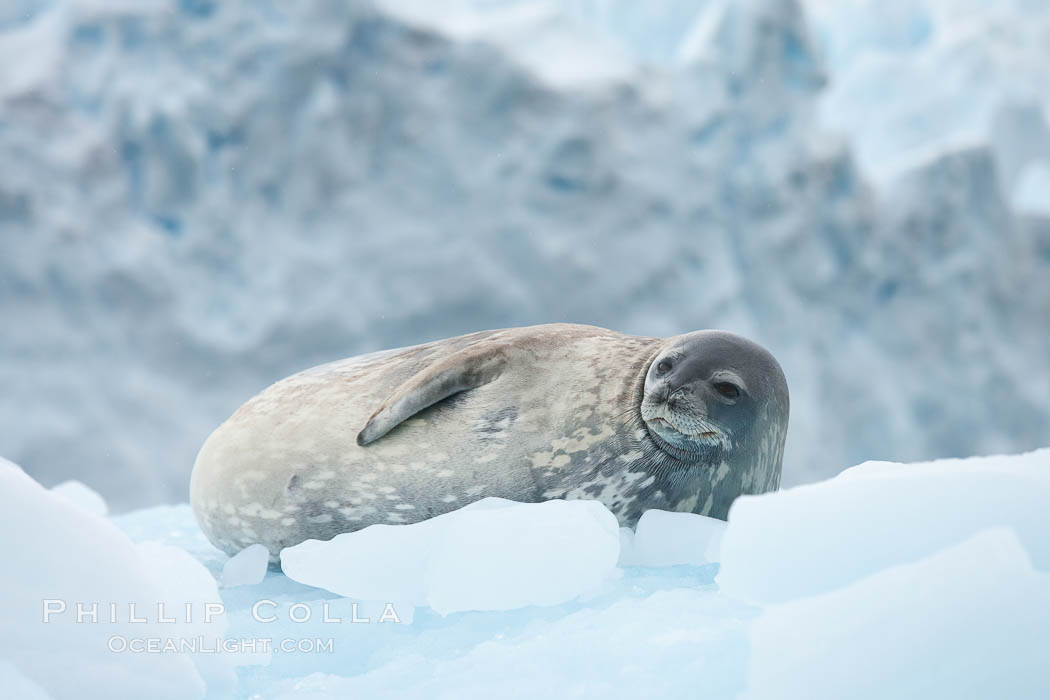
(640, 330), (789, 470)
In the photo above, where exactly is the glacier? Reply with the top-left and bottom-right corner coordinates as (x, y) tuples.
(2, 448), (1049, 699)
(0, 0), (1048, 510)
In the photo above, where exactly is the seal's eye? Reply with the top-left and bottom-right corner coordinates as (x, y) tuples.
(656, 359), (672, 374)
(714, 382), (740, 400)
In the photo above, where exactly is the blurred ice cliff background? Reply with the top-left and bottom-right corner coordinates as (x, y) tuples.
(1, 0), (1048, 510)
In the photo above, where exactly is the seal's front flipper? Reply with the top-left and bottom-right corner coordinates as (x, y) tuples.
(356, 343), (511, 446)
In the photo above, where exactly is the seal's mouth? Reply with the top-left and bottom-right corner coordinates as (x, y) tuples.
(646, 413), (722, 440)
(647, 416), (718, 439)
(639, 398), (732, 462)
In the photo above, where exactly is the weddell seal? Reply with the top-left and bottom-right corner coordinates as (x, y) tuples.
(190, 323), (788, 557)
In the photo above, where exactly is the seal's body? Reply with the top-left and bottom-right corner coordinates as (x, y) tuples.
(190, 324), (788, 557)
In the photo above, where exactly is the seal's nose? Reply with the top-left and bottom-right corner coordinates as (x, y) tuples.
(665, 386), (697, 414)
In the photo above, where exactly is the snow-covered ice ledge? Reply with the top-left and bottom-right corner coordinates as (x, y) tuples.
(2, 449), (1048, 699)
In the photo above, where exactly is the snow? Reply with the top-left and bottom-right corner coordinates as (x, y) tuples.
(7, 448), (1049, 698)
(281, 498), (621, 615)
(220, 544), (270, 588)
(3, 0), (1050, 512)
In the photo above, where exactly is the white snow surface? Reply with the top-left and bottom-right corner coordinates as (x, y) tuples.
(1, 0), (1049, 516)
(5, 448), (1050, 699)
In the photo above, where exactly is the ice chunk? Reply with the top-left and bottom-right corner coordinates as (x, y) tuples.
(281, 498), (620, 614)
(0, 458), (236, 700)
(103, 448), (1050, 698)
(50, 479), (108, 517)
(282, 520), (434, 607)
(424, 498), (620, 614)
(221, 543), (270, 588)
(0, 660), (53, 700)
(617, 526), (637, 565)
(619, 509), (725, 567)
(281, 497), (517, 606)
(1, 456), (23, 472)
(744, 528), (1050, 700)
(717, 448), (1050, 604)
(134, 541), (242, 694)
(268, 587), (748, 700)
